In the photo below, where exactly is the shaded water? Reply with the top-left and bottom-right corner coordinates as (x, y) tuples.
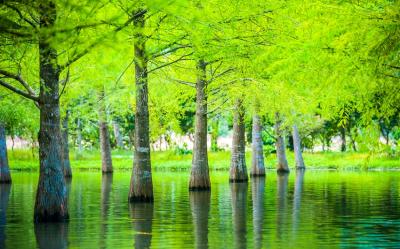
(1, 171), (400, 248)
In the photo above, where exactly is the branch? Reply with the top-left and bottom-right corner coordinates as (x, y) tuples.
(171, 79), (196, 88)
(4, 3), (38, 28)
(208, 67), (235, 83)
(147, 52), (193, 74)
(0, 69), (37, 97)
(0, 79), (39, 102)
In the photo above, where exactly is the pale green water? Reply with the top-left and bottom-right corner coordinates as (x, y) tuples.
(1, 171), (400, 248)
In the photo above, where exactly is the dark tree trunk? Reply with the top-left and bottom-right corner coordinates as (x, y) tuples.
(190, 191), (211, 249)
(292, 124), (305, 170)
(229, 99), (248, 182)
(34, 0), (68, 222)
(252, 177), (265, 249)
(340, 127), (346, 152)
(211, 118), (219, 152)
(250, 113), (265, 177)
(76, 118), (83, 157)
(98, 89), (113, 174)
(113, 120), (124, 149)
(61, 111), (72, 178)
(274, 113), (289, 173)
(230, 182), (247, 249)
(0, 183), (11, 249)
(0, 124), (11, 183)
(129, 10), (153, 202)
(189, 60), (210, 190)
(129, 202), (153, 249)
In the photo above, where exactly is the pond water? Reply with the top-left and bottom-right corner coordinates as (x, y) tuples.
(1, 171), (400, 248)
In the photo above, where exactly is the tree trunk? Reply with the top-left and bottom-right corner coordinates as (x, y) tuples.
(190, 191), (211, 249)
(129, 10), (153, 202)
(0, 183), (10, 249)
(76, 118), (83, 157)
(211, 118), (219, 152)
(0, 124), (11, 183)
(129, 202), (153, 249)
(98, 89), (113, 174)
(340, 127), (346, 152)
(230, 182), (247, 249)
(250, 114), (265, 177)
(113, 120), (124, 149)
(292, 124), (305, 170)
(252, 177), (265, 249)
(189, 60), (210, 190)
(230, 99), (248, 182)
(34, 1), (68, 222)
(61, 111), (72, 178)
(274, 112), (289, 173)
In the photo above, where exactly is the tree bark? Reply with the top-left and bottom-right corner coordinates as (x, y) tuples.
(190, 191), (211, 249)
(230, 99), (248, 182)
(250, 114), (265, 177)
(252, 177), (265, 249)
(129, 202), (153, 249)
(113, 120), (124, 149)
(340, 127), (346, 152)
(129, 10), (153, 202)
(61, 111), (72, 178)
(274, 113), (289, 173)
(292, 124), (305, 170)
(98, 89), (113, 174)
(76, 118), (83, 157)
(211, 118), (219, 152)
(34, 0), (68, 222)
(230, 182), (247, 249)
(0, 124), (11, 183)
(189, 60), (210, 190)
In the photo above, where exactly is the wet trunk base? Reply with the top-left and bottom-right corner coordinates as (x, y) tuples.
(102, 170), (113, 175)
(0, 173), (11, 183)
(34, 212), (69, 223)
(277, 169), (290, 175)
(128, 195), (154, 203)
(250, 171), (266, 177)
(229, 178), (249, 183)
(296, 166), (306, 171)
(189, 186), (211, 191)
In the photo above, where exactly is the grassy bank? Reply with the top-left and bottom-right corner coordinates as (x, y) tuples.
(7, 148), (400, 171)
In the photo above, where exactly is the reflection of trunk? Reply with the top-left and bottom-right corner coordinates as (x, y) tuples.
(34, 223), (69, 249)
(252, 177), (265, 249)
(293, 170), (304, 234)
(129, 203), (154, 249)
(340, 127), (346, 152)
(189, 60), (210, 190)
(274, 113), (289, 173)
(0, 183), (11, 248)
(129, 10), (153, 202)
(276, 173), (288, 240)
(61, 111), (72, 178)
(98, 89), (113, 174)
(100, 174), (112, 249)
(0, 124), (11, 183)
(230, 99), (248, 182)
(113, 120), (124, 149)
(251, 113), (265, 176)
(190, 191), (211, 249)
(34, 1), (68, 222)
(211, 118), (219, 152)
(230, 182), (247, 249)
(292, 125), (305, 170)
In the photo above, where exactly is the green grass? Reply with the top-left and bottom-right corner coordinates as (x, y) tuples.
(7, 147), (400, 171)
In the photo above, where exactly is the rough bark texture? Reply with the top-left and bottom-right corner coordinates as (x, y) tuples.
(230, 182), (247, 249)
(61, 111), (72, 178)
(250, 114), (265, 177)
(189, 60), (210, 191)
(229, 99), (248, 182)
(113, 120), (124, 149)
(34, 0), (68, 222)
(190, 191), (211, 249)
(252, 177), (265, 249)
(129, 202), (153, 249)
(98, 89), (113, 174)
(274, 113), (289, 173)
(292, 124), (305, 170)
(129, 10), (153, 202)
(0, 125), (11, 183)
(0, 183), (11, 249)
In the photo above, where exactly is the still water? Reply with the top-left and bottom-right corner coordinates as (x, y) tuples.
(1, 171), (400, 248)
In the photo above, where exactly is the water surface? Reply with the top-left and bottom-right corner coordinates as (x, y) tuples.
(1, 171), (400, 248)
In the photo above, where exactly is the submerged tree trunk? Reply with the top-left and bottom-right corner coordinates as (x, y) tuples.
(0, 124), (11, 183)
(61, 111), (72, 178)
(130, 202), (154, 249)
(340, 127), (346, 152)
(113, 120), (124, 149)
(230, 182), (248, 249)
(229, 99), (248, 182)
(189, 60), (210, 190)
(34, 1), (68, 222)
(129, 10), (153, 202)
(274, 113), (289, 173)
(98, 89), (113, 174)
(292, 124), (305, 170)
(276, 172), (288, 239)
(190, 191), (211, 249)
(251, 113), (265, 177)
